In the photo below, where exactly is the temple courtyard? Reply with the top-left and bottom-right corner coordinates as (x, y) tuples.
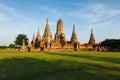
(0, 50), (120, 80)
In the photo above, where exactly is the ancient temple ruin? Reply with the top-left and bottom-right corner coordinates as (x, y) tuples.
(88, 29), (96, 45)
(28, 18), (97, 51)
(20, 39), (27, 51)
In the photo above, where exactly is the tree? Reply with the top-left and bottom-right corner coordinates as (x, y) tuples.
(100, 39), (120, 48)
(0, 46), (7, 49)
(14, 34), (29, 47)
(8, 43), (16, 48)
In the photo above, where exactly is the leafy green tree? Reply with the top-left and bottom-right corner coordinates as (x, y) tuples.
(8, 44), (16, 48)
(0, 46), (7, 49)
(100, 39), (120, 48)
(14, 34), (29, 47)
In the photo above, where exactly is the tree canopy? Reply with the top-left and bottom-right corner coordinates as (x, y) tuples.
(8, 44), (16, 48)
(100, 39), (120, 48)
(14, 34), (29, 46)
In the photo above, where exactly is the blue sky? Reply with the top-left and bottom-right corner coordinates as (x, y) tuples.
(0, 0), (120, 45)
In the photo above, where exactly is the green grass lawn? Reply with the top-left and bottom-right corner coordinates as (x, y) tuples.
(0, 50), (120, 80)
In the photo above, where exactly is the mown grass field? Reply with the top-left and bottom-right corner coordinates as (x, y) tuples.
(0, 49), (120, 80)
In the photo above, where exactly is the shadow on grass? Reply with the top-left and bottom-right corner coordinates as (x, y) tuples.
(45, 52), (120, 64)
(0, 57), (120, 80)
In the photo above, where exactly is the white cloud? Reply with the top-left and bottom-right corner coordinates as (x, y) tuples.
(40, 5), (63, 18)
(0, 4), (16, 12)
(0, 12), (12, 21)
(0, 4), (29, 22)
(67, 3), (120, 23)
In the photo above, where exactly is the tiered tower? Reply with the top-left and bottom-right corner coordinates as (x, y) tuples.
(70, 25), (80, 51)
(21, 39), (27, 50)
(54, 19), (66, 46)
(42, 18), (53, 48)
(70, 24), (78, 43)
(35, 28), (41, 48)
(88, 29), (96, 45)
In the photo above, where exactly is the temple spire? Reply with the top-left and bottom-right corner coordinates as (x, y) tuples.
(22, 39), (26, 46)
(36, 27), (41, 41)
(56, 19), (64, 33)
(46, 18), (48, 24)
(54, 19), (66, 46)
(70, 24), (78, 43)
(88, 28), (96, 45)
(21, 39), (26, 50)
(45, 18), (50, 32)
(73, 24), (76, 33)
(42, 18), (52, 43)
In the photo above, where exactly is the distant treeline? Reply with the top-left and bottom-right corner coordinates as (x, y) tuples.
(0, 44), (18, 49)
(100, 39), (120, 51)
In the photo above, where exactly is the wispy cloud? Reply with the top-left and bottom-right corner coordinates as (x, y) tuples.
(0, 4), (29, 22)
(40, 5), (63, 18)
(0, 4), (16, 12)
(0, 12), (11, 21)
(67, 3), (120, 23)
